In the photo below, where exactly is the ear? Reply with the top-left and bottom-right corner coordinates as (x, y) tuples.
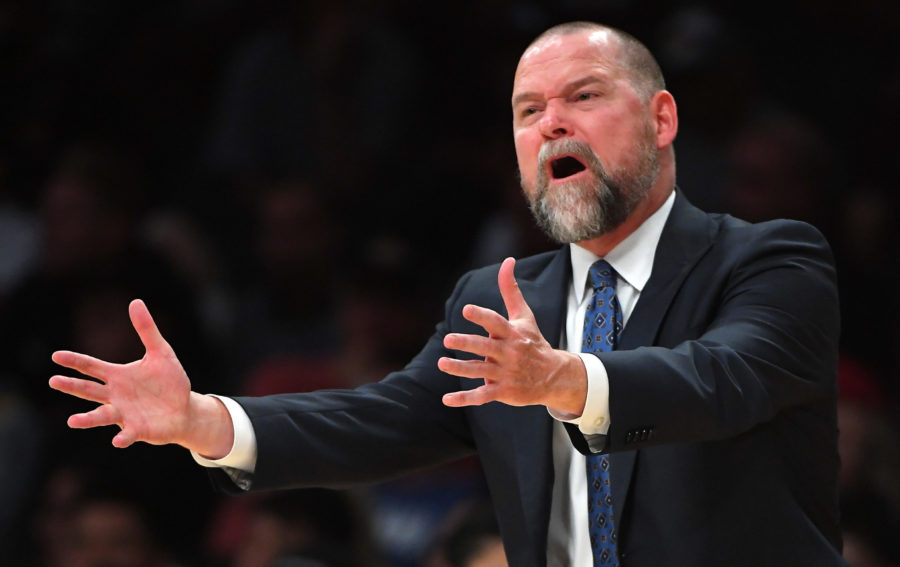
(650, 90), (678, 149)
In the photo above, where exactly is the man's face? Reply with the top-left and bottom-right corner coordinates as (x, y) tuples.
(512, 30), (660, 243)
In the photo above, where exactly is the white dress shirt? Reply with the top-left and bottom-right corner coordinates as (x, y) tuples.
(546, 190), (674, 566)
(193, 191), (676, 566)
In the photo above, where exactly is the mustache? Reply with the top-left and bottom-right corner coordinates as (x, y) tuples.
(535, 139), (612, 197)
(537, 138), (603, 173)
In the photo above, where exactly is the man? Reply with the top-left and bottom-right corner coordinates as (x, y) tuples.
(50, 22), (845, 566)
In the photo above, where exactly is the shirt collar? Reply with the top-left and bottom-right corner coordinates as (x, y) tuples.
(570, 189), (676, 303)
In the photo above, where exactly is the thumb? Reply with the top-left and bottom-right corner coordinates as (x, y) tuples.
(129, 299), (168, 354)
(498, 257), (534, 321)
(112, 428), (137, 449)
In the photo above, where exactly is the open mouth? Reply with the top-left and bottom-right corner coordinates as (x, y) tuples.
(550, 156), (587, 180)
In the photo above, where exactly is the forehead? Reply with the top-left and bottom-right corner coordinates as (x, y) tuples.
(513, 30), (623, 96)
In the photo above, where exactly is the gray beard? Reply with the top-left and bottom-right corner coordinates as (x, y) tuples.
(526, 136), (659, 244)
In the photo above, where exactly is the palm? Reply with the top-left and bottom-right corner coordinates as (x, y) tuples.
(107, 349), (191, 445)
(50, 299), (193, 448)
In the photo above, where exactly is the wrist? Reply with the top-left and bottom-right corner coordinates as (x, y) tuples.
(547, 350), (588, 416)
(184, 392), (235, 459)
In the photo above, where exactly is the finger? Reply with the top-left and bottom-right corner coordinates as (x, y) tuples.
(129, 299), (168, 353)
(498, 257), (534, 321)
(461, 304), (511, 338)
(51, 351), (115, 381)
(49, 375), (108, 404)
(67, 404), (121, 429)
(438, 356), (492, 379)
(442, 385), (500, 407)
(443, 333), (499, 359)
(112, 428), (137, 448)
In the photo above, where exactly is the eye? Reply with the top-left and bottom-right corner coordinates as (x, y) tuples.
(575, 92), (597, 102)
(518, 106), (541, 120)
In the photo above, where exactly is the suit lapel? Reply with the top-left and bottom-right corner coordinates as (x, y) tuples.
(617, 193), (716, 352)
(610, 192), (717, 531)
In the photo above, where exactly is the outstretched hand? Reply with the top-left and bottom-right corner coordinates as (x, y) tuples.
(439, 257), (588, 415)
(49, 299), (232, 456)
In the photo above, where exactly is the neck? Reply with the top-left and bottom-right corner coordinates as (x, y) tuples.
(575, 170), (675, 257)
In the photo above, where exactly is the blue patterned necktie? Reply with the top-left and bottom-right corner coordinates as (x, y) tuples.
(582, 260), (622, 566)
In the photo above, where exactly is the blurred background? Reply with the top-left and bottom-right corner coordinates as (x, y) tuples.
(1, 1), (898, 566)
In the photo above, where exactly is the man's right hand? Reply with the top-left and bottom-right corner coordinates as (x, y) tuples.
(49, 299), (234, 458)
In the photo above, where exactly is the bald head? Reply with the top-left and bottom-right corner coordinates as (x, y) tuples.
(522, 22), (665, 102)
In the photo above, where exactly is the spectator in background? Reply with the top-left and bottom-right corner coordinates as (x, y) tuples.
(832, 185), (900, 380)
(227, 179), (344, 390)
(725, 111), (839, 234)
(426, 500), (507, 567)
(0, 144), (214, 565)
(194, 1), (427, 298)
(59, 495), (174, 567)
(835, 354), (900, 567)
(202, 0), (420, 194)
(29, 464), (188, 567)
(211, 489), (372, 567)
(0, 142), (210, 405)
(836, 356), (900, 497)
(654, 5), (760, 214)
(30, 465), (88, 567)
(841, 490), (900, 567)
(139, 207), (235, 351)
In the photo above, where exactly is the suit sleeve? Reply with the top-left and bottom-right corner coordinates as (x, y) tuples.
(208, 272), (479, 493)
(575, 220), (840, 454)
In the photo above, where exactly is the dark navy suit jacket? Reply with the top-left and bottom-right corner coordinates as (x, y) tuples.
(214, 193), (846, 566)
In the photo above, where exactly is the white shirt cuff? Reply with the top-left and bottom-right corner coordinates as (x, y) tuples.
(547, 352), (611, 435)
(190, 395), (258, 473)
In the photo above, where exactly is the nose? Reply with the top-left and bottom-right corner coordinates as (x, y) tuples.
(538, 99), (572, 139)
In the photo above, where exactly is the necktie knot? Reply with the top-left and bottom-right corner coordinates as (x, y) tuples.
(588, 260), (617, 292)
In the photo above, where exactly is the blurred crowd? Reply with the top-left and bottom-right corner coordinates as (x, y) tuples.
(1, 1), (898, 566)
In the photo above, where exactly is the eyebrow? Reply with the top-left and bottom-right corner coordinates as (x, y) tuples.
(512, 75), (612, 107)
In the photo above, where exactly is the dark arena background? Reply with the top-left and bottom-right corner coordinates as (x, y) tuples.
(1, 1), (898, 566)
